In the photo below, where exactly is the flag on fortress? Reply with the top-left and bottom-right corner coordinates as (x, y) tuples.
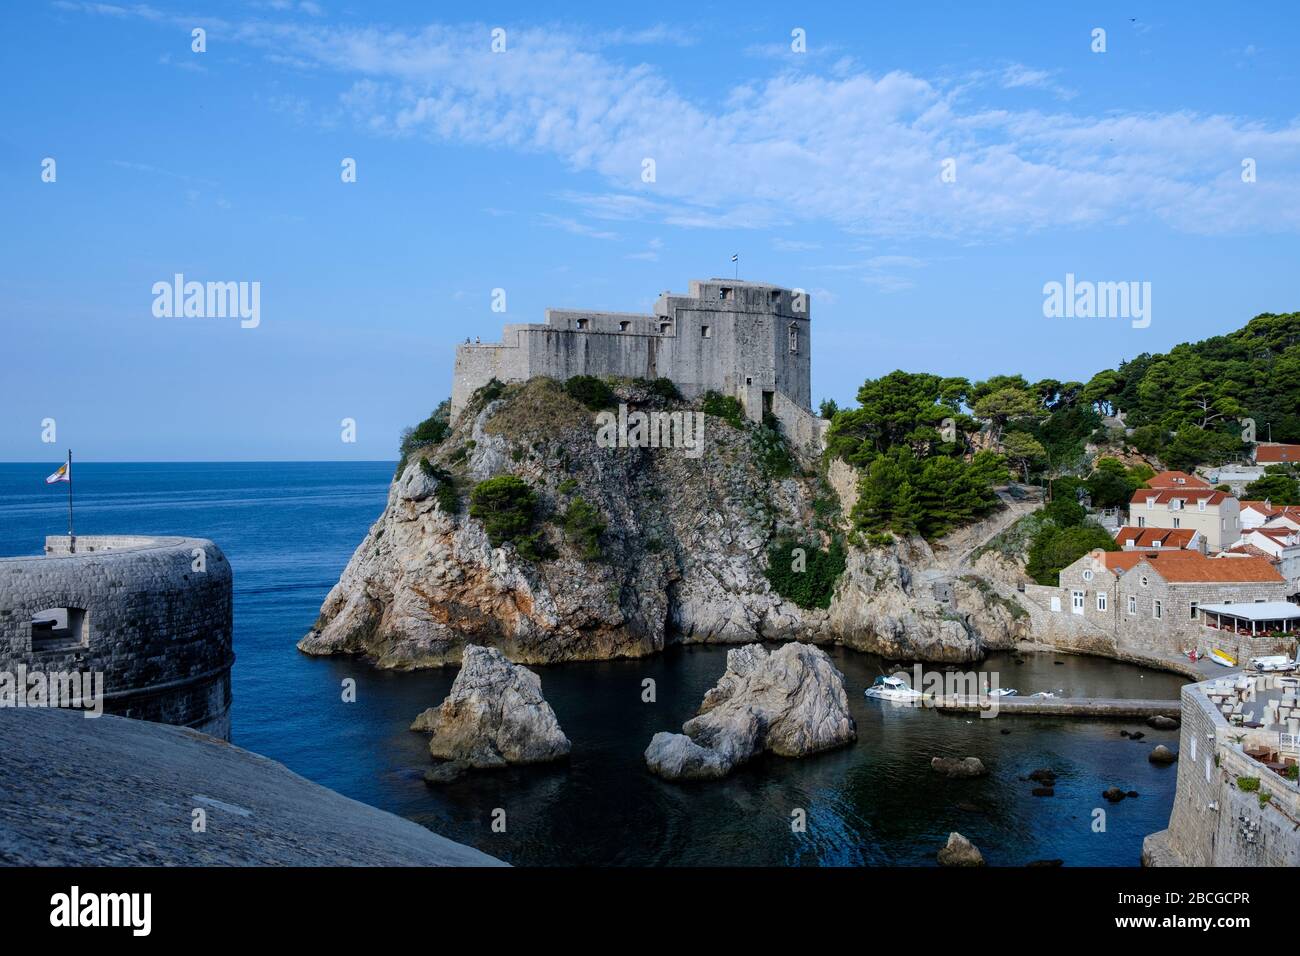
(46, 458), (70, 484)
(730, 254), (738, 262)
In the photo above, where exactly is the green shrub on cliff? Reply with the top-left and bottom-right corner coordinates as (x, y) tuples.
(419, 458), (460, 514)
(701, 390), (745, 428)
(1025, 523), (1117, 586)
(564, 375), (616, 410)
(561, 496), (605, 560)
(764, 537), (846, 609)
(397, 400), (451, 469)
(469, 475), (549, 560)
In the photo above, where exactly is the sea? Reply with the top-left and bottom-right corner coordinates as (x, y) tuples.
(0, 461), (1188, 866)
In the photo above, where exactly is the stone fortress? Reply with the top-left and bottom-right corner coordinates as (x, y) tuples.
(452, 278), (829, 451)
(0, 535), (234, 739)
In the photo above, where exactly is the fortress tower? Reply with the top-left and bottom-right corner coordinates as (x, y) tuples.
(451, 279), (821, 445)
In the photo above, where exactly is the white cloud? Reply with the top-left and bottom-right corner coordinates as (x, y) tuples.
(65, 9), (1300, 239)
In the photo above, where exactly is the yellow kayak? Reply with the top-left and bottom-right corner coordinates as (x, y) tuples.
(1209, 648), (1237, 668)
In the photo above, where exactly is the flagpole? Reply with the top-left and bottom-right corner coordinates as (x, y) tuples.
(67, 448), (74, 549)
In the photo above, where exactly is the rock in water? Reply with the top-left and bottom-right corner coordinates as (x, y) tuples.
(412, 645), (570, 769)
(931, 756), (988, 778)
(1147, 715), (1179, 730)
(645, 642), (856, 781)
(937, 832), (985, 867)
(1148, 745), (1177, 764)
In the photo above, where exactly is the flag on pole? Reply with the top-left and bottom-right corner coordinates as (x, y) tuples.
(46, 458), (70, 484)
(730, 254), (738, 262)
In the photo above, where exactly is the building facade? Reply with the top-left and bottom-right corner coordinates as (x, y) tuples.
(1128, 487), (1241, 552)
(451, 279), (814, 428)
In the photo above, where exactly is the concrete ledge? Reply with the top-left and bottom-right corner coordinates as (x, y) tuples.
(927, 695), (1180, 718)
(0, 708), (504, 866)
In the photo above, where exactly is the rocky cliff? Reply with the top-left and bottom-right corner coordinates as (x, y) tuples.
(299, 378), (1031, 669)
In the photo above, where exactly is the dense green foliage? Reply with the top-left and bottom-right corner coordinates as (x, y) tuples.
(701, 390), (746, 428)
(399, 400), (451, 463)
(564, 375), (616, 410)
(469, 475), (549, 560)
(764, 537), (846, 609)
(561, 496), (606, 560)
(1244, 471), (1300, 504)
(1049, 457), (1154, 510)
(1024, 495), (1119, 585)
(1080, 311), (1300, 467)
(418, 458), (460, 513)
(851, 447), (1007, 539)
(634, 377), (683, 402)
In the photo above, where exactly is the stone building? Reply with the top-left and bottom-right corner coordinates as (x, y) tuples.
(1040, 548), (1287, 659)
(0, 535), (234, 739)
(451, 278), (826, 448)
(1128, 487), (1241, 552)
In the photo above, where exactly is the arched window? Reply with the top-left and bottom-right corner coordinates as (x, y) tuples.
(788, 323), (799, 353)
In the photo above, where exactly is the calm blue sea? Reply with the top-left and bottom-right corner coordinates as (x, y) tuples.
(0, 461), (1188, 866)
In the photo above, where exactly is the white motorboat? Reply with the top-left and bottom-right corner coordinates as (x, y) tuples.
(865, 675), (923, 702)
(1029, 691), (1056, 699)
(989, 688), (1018, 697)
(1250, 655), (1297, 673)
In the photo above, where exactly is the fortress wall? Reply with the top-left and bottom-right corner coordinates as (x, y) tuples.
(771, 389), (830, 456)
(0, 535), (234, 739)
(1159, 680), (1300, 867)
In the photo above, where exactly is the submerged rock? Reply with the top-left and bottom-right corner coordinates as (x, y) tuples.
(1102, 786), (1129, 803)
(937, 832), (985, 867)
(1147, 715), (1179, 730)
(1148, 745), (1177, 764)
(645, 642), (856, 781)
(412, 645), (570, 771)
(931, 756), (988, 778)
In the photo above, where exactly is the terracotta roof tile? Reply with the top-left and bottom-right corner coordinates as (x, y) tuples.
(1113, 527), (1197, 549)
(1095, 550), (1283, 583)
(1146, 470), (1212, 489)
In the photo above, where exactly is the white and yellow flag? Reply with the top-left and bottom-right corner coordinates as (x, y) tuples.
(46, 458), (70, 484)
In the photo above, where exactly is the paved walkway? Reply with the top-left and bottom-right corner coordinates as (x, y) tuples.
(926, 695), (1180, 718)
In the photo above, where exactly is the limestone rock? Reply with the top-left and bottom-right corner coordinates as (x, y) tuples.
(931, 756), (988, 778)
(1147, 715), (1179, 730)
(1148, 745), (1178, 764)
(645, 642), (856, 781)
(413, 645), (570, 770)
(302, 378), (1029, 670)
(937, 832), (985, 867)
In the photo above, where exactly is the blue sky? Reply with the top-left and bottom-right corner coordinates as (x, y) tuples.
(1, 1), (1298, 461)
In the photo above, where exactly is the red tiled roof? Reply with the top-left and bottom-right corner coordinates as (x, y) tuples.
(1255, 443), (1300, 463)
(1094, 550), (1283, 583)
(1130, 488), (1229, 506)
(1146, 470), (1212, 489)
(1113, 527), (1197, 549)
(1226, 543), (1278, 561)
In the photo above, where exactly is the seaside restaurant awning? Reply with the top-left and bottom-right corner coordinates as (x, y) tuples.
(1200, 602), (1300, 637)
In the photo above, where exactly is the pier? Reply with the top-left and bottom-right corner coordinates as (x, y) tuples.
(925, 696), (1181, 719)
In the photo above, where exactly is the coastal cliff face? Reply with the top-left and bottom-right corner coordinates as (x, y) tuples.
(299, 378), (1027, 669)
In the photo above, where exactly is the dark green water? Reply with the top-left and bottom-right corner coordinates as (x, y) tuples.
(0, 462), (1187, 866)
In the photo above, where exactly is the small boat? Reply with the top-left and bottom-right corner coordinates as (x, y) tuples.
(1249, 655), (1297, 673)
(989, 688), (1018, 697)
(865, 675), (923, 702)
(1029, 691), (1056, 699)
(1209, 649), (1237, 668)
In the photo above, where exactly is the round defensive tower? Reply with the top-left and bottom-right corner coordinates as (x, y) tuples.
(0, 535), (234, 739)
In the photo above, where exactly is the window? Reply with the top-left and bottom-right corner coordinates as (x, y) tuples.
(1082, 569), (1094, 581)
(1153, 600), (1163, 620)
(701, 325), (711, 338)
(618, 321), (630, 332)
(576, 318), (589, 330)
(1221, 518), (1226, 530)
(1128, 595), (1137, 615)
(1071, 590), (1085, 614)
(1138, 517), (1146, 528)
(1097, 592), (1108, 612)
(1050, 596), (1061, 613)
(1190, 602), (1198, 620)
(1198, 499), (1206, 512)
(1173, 517), (1181, 529)
(788, 323), (799, 353)
(30, 607), (87, 651)
(1140, 575), (1148, 587)
(719, 287), (734, 301)
(659, 321), (672, 335)
(770, 289), (781, 302)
